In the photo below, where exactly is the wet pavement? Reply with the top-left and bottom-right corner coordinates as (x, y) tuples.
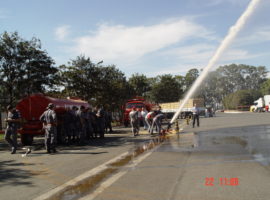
(2, 112), (270, 200)
(86, 112), (270, 200)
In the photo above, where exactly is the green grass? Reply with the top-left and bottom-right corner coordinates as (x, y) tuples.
(0, 133), (4, 141)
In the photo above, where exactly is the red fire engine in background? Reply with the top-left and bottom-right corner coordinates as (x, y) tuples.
(123, 97), (154, 127)
(16, 94), (89, 145)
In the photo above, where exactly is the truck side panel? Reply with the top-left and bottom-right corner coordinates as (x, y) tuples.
(160, 98), (204, 113)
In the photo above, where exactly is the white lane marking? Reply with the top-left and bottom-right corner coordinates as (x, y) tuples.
(78, 147), (157, 200)
(33, 151), (129, 200)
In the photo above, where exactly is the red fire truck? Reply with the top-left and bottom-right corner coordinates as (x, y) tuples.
(123, 97), (153, 127)
(16, 94), (89, 145)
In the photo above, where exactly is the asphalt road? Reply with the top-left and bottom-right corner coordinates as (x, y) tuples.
(1, 112), (270, 200)
(84, 112), (270, 200)
(0, 128), (157, 200)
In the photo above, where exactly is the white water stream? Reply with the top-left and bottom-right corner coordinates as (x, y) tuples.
(170, 0), (262, 124)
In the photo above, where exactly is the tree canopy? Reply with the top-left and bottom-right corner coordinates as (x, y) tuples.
(128, 73), (150, 97)
(185, 68), (199, 91)
(0, 31), (58, 108)
(0, 31), (269, 111)
(60, 56), (130, 111)
(148, 74), (184, 103)
(260, 79), (270, 95)
(222, 90), (261, 110)
(199, 64), (267, 107)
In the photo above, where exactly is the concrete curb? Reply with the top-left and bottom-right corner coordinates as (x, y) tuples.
(33, 151), (129, 200)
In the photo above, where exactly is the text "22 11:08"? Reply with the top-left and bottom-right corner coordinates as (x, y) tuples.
(205, 177), (239, 186)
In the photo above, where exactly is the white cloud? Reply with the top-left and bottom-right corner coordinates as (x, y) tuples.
(160, 43), (216, 64)
(151, 48), (266, 77)
(58, 16), (269, 77)
(72, 19), (215, 64)
(149, 64), (204, 77)
(221, 49), (256, 61)
(155, 42), (267, 76)
(218, 26), (270, 64)
(233, 27), (270, 47)
(55, 25), (71, 41)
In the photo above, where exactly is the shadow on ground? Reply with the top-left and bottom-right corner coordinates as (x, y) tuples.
(0, 160), (44, 186)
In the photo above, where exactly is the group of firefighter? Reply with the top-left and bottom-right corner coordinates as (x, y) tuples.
(4, 103), (113, 154)
(4, 103), (201, 155)
(128, 103), (202, 136)
(40, 103), (114, 153)
(129, 106), (165, 136)
(58, 104), (113, 145)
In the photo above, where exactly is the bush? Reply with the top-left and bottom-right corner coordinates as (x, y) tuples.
(223, 90), (261, 110)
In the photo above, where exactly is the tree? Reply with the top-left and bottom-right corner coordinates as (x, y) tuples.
(198, 71), (222, 106)
(199, 64), (267, 108)
(185, 68), (199, 91)
(260, 79), (270, 95)
(216, 64), (267, 93)
(59, 56), (99, 101)
(223, 90), (261, 110)
(96, 65), (131, 111)
(0, 31), (58, 108)
(60, 56), (130, 111)
(128, 73), (150, 97)
(149, 74), (184, 103)
(175, 75), (185, 86)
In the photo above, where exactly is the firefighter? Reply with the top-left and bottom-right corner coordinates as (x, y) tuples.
(149, 106), (163, 134)
(77, 105), (88, 145)
(71, 106), (79, 143)
(141, 107), (148, 130)
(85, 107), (94, 141)
(129, 106), (139, 136)
(4, 105), (21, 154)
(96, 105), (105, 138)
(90, 107), (98, 138)
(145, 111), (155, 133)
(39, 103), (57, 153)
(105, 109), (113, 133)
(192, 104), (200, 128)
(152, 112), (164, 135)
(64, 108), (74, 145)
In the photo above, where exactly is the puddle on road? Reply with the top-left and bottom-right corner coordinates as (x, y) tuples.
(212, 136), (247, 148)
(253, 154), (270, 166)
(48, 134), (170, 200)
(150, 132), (199, 154)
(207, 130), (270, 166)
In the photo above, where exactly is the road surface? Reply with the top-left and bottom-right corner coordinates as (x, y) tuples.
(1, 112), (270, 200)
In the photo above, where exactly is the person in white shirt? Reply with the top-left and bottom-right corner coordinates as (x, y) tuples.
(192, 104), (200, 128)
(141, 107), (148, 130)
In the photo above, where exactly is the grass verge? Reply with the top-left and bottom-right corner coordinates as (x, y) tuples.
(0, 133), (4, 141)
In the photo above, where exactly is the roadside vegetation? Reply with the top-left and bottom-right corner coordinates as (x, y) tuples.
(0, 31), (269, 111)
(0, 134), (4, 141)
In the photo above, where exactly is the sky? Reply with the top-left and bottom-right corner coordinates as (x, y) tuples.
(0, 0), (270, 77)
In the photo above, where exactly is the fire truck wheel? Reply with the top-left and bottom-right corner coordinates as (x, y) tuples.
(21, 134), (34, 146)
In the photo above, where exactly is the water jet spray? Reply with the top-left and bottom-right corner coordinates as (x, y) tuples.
(169, 0), (262, 126)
